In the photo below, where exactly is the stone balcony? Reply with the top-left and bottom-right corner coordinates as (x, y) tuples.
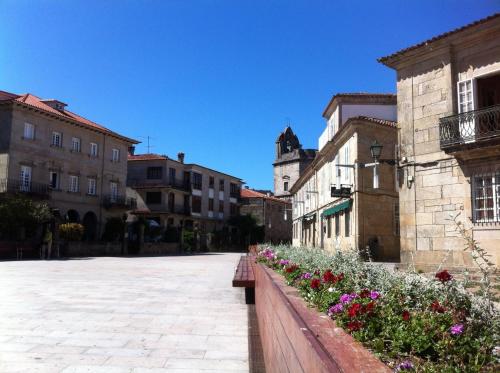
(0, 179), (50, 199)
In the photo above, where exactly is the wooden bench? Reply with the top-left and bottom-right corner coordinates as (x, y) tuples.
(232, 255), (256, 304)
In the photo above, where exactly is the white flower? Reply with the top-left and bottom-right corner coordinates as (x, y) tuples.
(328, 287), (334, 293)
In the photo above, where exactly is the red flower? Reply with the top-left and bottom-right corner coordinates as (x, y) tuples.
(347, 321), (363, 332)
(402, 310), (411, 321)
(337, 273), (344, 281)
(364, 301), (376, 315)
(435, 270), (453, 283)
(431, 300), (446, 313)
(359, 289), (370, 298)
(285, 264), (298, 273)
(348, 303), (362, 318)
(310, 278), (321, 290)
(322, 270), (336, 283)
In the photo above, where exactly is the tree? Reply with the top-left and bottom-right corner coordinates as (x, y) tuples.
(0, 195), (52, 240)
(228, 214), (264, 245)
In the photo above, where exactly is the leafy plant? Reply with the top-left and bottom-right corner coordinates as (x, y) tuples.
(0, 195), (52, 239)
(257, 244), (499, 372)
(59, 223), (84, 241)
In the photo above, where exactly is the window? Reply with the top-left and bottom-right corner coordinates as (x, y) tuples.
(147, 167), (162, 179)
(110, 182), (118, 201)
(192, 172), (202, 190)
(473, 173), (500, 222)
(393, 201), (400, 236)
(335, 213), (340, 237)
(219, 179), (225, 191)
(327, 216), (331, 238)
(20, 166), (31, 191)
(284, 181), (289, 191)
(52, 132), (62, 147)
(345, 209), (350, 237)
(208, 198), (214, 211)
(192, 196), (202, 213)
(209, 176), (214, 188)
(112, 148), (120, 162)
(230, 203), (238, 216)
(69, 175), (79, 193)
(49, 171), (59, 189)
(168, 193), (175, 211)
(146, 192), (162, 204)
(344, 143), (350, 182)
(169, 168), (176, 183)
(230, 182), (239, 197)
(87, 178), (96, 195)
(24, 123), (35, 140)
(71, 137), (81, 152)
(90, 142), (98, 157)
(219, 201), (224, 213)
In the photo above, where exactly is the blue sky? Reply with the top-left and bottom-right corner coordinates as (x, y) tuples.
(1, 1), (498, 189)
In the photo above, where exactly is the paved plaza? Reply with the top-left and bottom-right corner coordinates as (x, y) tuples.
(0, 253), (250, 373)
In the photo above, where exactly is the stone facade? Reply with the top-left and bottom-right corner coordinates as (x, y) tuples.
(240, 188), (292, 243)
(127, 153), (242, 236)
(379, 14), (500, 269)
(291, 94), (399, 261)
(273, 127), (316, 200)
(0, 90), (138, 239)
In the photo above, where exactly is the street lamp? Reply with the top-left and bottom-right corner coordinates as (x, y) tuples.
(369, 140), (383, 189)
(370, 140), (383, 161)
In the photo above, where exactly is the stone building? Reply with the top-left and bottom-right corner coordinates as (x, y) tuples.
(127, 152), (243, 236)
(273, 126), (316, 200)
(379, 13), (500, 269)
(291, 93), (400, 261)
(0, 90), (139, 239)
(240, 188), (292, 243)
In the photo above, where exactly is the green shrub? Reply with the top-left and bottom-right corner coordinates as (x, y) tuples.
(0, 195), (52, 239)
(182, 230), (195, 252)
(59, 223), (84, 241)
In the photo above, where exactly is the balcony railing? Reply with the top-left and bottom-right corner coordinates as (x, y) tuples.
(0, 179), (50, 199)
(102, 195), (137, 209)
(171, 206), (191, 216)
(439, 104), (500, 149)
(127, 179), (190, 192)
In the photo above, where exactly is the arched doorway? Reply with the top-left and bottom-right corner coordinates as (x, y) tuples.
(82, 211), (98, 241)
(66, 209), (80, 223)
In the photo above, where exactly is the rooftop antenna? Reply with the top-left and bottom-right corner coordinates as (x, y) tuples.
(285, 117), (291, 127)
(137, 136), (154, 153)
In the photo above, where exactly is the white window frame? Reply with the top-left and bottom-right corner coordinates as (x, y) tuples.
(52, 131), (62, 147)
(343, 143), (350, 183)
(90, 142), (98, 157)
(112, 148), (120, 162)
(472, 172), (500, 223)
(457, 79), (476, 142)
(87, 178), (97, 195)
(69, 175), (79, 193)
(20, 166), (32, 191)
(24, 122), (35, 140)
(71, 137), (81, 153)
(110, 182), (118, 202)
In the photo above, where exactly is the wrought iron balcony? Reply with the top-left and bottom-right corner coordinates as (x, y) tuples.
(0, 179), (50, 199)
(102, 195), (137, 209)
(439, 105), (500, 150)
(171, 206), (191, 216)
(127, 179), (190, 192)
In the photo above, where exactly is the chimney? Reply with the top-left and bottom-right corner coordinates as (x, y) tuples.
(177, 152), (185, 163)
(128, 146), (135, 155)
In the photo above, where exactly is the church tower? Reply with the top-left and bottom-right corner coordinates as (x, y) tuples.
(273, 126), (316, 200)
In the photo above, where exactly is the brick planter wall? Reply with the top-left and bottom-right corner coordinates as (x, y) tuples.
(255, 263), (390, 373)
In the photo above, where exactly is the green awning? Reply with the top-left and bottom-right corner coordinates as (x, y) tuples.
(322, 200), (351, 217)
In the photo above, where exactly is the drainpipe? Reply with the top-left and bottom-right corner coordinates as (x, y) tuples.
(98, 133), (106, 238)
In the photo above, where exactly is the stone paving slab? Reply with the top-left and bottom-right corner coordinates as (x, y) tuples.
(0, 253), (249, 372)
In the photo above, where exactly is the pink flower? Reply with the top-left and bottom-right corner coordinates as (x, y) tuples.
(450, 323), (464, 335)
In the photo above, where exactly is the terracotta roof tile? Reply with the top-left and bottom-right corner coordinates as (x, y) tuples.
(378, 13), (500, 66)
(0, 90), (139, 144)
(128, 153), (167, 161)
(351, 116), (397, 128)
(241, 188), (289, 204)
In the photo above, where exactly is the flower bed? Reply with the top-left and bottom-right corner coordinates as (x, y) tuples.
(257, 245), (499, 372)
